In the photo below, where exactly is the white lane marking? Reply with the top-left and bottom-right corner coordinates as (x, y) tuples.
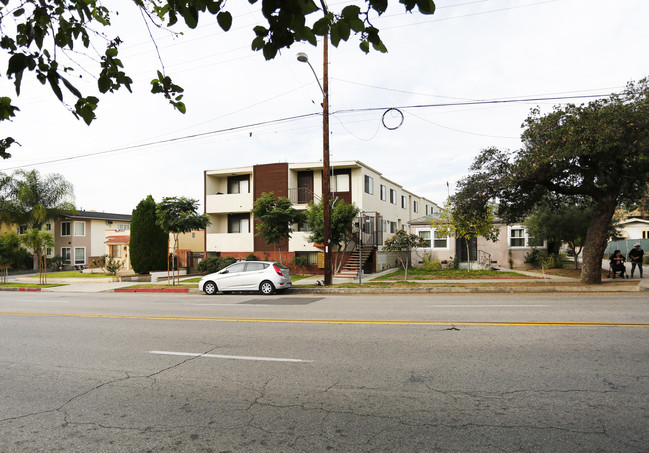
(150, 350), (313, 363)
(186, 303), (269, 306)
(430, 304), (549, 308)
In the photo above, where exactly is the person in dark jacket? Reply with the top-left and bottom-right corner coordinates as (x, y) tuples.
(628, 243), (644, 278)
(609, 250), (627, 278)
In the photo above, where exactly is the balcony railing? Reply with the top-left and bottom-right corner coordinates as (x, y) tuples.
(288, 188), (321, 205)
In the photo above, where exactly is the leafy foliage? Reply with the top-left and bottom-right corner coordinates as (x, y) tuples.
(303, 199), (359, 272)
(0, 169), (75, 229)
(455, 79), (649, 283)
(383, 229), (426, 280)
(19, 229), (54, 283)
(251, 192), (302, 262)
(197, 256), (237, 274)
(129, 195), (168, 274)
(92, 254), (124, 276)
(0, 0), (436, 157)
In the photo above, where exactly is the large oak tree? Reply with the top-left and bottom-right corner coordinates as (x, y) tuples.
(455, 79), (649, 284)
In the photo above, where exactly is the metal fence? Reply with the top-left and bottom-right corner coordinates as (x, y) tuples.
(604, 239), (649, 258)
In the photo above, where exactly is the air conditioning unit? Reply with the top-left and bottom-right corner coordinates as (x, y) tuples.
(106, 221), (113, 225)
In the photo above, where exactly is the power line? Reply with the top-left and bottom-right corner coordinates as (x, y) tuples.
(0, 91), (612, 171)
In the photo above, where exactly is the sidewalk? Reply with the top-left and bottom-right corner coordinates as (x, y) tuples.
(3, 267), (647, 293)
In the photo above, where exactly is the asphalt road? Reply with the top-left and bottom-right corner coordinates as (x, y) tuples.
(1, 291), (648, 452)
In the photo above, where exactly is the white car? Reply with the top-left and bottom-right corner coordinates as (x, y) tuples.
(199, 261), (292, 295)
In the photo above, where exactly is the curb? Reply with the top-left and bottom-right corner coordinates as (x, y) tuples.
(289, 285), (643, 294)
(0, 287), (42, 292)
(114, 288), (189, 293)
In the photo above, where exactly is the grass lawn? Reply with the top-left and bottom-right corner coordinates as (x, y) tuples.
(375, 268), (532, 280)
(45, 271), (115, 278)
(0, 282), (65, 288)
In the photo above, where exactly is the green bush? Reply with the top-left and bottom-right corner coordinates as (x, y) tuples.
(197, 256), (238, 274)
(422, 253), (442, 271)
(543, 252), (566, 269)
(524, 248), (546, 266)
(245, 253), (259, 261)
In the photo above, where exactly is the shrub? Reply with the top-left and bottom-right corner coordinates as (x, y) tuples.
(197, 256), (238, 274)
(92, 255), (124, 276)
(524, 248), (546, 266)
(422, 253), (442, 271)
(245, 253), (259, 261)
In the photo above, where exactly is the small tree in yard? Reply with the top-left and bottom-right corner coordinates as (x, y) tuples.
(303, 200), (360, 273)
(92, 255), (124, 276)
(383, 229), (426, 281)
(0, 232), (23, 282)
(19, 229), (54, 284)
(252, 192), (302, 264)
(431, 198), (499, 271)
(156, 197), (210, 285)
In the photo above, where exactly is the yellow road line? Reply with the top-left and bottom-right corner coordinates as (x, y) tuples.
(1, 311), (648, 327)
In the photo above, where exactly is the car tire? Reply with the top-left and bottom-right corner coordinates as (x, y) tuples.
(259, 280), (275, 295)
(203, 281), (218, 295)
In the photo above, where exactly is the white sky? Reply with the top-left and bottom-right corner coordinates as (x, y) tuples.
(1, 0), (648, 215)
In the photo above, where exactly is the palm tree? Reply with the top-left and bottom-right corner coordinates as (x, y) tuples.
(2, 170), (76, 270)
(3, 170), (76, 229)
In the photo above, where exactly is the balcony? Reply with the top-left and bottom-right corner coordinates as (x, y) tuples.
(206, 192), (253, 214)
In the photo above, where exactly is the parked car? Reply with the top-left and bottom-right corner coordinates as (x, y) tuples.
(198, 261), (292, 295)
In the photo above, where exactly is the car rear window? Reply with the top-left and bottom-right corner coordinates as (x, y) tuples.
(246, 262), (268, 272)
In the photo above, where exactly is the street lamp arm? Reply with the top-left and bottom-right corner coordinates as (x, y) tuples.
(296, 52), (326, 98)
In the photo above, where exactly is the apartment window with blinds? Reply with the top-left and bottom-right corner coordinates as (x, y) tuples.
(228, 214), (250, 233)
(227, 175), (250, 194)
(364, 175), (374, 194)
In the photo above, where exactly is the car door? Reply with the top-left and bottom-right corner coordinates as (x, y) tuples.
(241, 262), (268, 290)
(216, 262), (246, 290)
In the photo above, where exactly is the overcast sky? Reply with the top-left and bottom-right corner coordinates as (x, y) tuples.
(1, 0), (648, 215)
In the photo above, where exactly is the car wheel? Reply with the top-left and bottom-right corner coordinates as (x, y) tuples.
(203, 281), (218, 295)
(259, 280), (275, 295)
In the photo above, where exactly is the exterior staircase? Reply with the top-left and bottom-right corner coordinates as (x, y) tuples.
(334, 245), (375, 279)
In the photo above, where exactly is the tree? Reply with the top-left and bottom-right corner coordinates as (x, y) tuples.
(431, 198), (499, 271)
(455, 79), (649, 284)
(0, 231), (23, 282)
(523, 201), (617, 270)
(383, 229), (425, 280)
(303, 199), (359, 272)
(251, 192), (302, 263)
(19, 229), (54, 284)
(0, 0), (436, 158)
(129, 195), (168, 275)
(156, 196), (210, 285)
(2, 169), (76, 229)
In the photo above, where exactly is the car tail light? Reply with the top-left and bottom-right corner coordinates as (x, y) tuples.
(273, 264), (284, 276)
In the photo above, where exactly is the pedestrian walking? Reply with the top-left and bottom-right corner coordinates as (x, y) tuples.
(628, 243), (644, 278)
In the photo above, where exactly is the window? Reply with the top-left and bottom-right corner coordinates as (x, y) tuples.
(417, 228), (448, 249)
(17, 225), (27, 235)
(425, 205), (430, 215)
(380, 185), (386, 201)
(509, 226), (544, 248)
(331, 173), (350, 192)
(413, 201), (418, 213)
(43, 223), (52, 231)
(61, 221), (71, 236)
(245, 262), (267, 272)
(228, 214), (250, 233)
(74, 247), (86, 265)
(419, 230), (431, 247)
(61, 247), (71, 265)
(227, 175), (250, 194)
(390, 222), (397, 233)
(433, 230), (448, 248)
(510, 228), (525, 247)
(390, 189), (397, 204)
(643, 231), (649, 239)
(74, 221), (86, 236)
(117, 224), (130, 231)
(401, 196), (407, 209)
(110, 245), (122, 258)
(227, 262), (246, 273)
(364, 175), (374, 195)
(295, 251), (318, 265)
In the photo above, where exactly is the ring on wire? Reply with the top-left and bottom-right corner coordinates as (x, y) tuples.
(381, 108), (404, 130)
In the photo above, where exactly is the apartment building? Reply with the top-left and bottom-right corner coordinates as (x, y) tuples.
(204, 161), (439, 272)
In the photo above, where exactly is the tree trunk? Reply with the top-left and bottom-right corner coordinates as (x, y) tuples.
(581, 196), (617, 284)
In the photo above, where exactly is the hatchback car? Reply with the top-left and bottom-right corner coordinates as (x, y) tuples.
(198, 261), (292, 295)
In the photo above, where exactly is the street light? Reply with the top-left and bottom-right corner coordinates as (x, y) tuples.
(297, 42), (332, 286)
